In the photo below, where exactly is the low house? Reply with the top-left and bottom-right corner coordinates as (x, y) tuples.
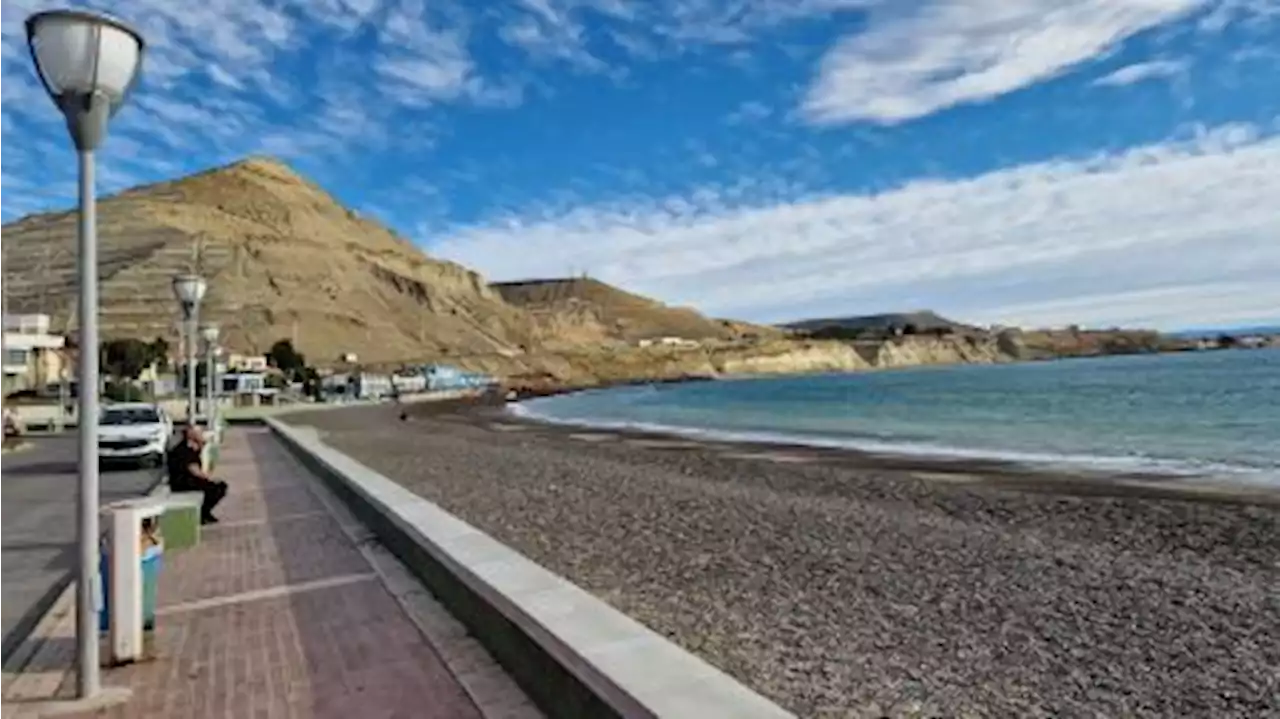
(421, 364), (496, 391)
(353, 373), (393, 399)
(319, 371), (394, 401)
(638, 336), (698, 349)
(225, 353), (269, 372)
(220, 371), (278, 406)
(391, 373), (427, 394)
(2, 314), (66, 394)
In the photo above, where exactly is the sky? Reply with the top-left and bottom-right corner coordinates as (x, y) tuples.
(2, 0), (1279, 331)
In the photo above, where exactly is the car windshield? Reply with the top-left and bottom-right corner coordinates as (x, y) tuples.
(101, 408), (161, 426)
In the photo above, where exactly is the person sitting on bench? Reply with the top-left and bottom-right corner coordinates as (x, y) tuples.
(167, 424), (228, 525)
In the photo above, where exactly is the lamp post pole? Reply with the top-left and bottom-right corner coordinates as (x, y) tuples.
(73, 146), (101, 697)
(0, 240), (8, 442)
(186, 305), (198, 419)
(200, 324), (219, 426)
(25, 9), (147, 699)
(172, 275), (206, 423)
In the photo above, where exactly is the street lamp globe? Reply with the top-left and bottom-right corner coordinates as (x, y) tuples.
(200, 324), (219, 346)
(26, 10), (145, 150)
(172, 274), (207, 308)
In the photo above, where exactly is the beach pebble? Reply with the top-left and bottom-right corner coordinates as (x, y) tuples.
(290, 404), (1280, 719)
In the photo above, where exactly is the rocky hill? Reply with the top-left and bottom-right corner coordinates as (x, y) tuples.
(492, 277), (779, 349)
(2, 156), (1181, 390)
(783, 310), (975, 335)
(2, 157), (542, 366)
(0, 157), (793, 380)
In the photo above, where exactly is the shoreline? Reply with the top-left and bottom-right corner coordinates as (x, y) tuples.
(469, 391), (1280, 507)
(284, 400), (1280, 717)
(499, 351), (1280, 498)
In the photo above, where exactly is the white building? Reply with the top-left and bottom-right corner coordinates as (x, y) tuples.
(638, 336), (698, 349)
(391, 373), (427, 394)
(224, 353), (269, 372)
(3, 314), (66, 393)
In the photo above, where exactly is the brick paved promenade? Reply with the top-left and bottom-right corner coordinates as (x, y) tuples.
(3, 427), (539, 719)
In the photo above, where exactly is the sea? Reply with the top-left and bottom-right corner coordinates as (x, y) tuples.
(511, 349), (1280, 487)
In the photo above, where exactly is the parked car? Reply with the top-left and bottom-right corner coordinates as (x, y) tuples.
(97, 403), (173, 468)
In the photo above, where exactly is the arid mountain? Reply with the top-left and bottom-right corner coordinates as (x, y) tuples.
(2, 156), (1179, 388)
(492, 277), (779, 349)
(783, 310), (977, 335)
(2, 157), (540, 365)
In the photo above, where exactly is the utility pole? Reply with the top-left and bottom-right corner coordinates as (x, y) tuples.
(0, 239), (8, 442)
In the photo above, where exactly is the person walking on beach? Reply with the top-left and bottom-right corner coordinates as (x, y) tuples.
(167, 423), (228, 524)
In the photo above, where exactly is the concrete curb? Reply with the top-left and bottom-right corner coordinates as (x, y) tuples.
(266, 417), (794, 719)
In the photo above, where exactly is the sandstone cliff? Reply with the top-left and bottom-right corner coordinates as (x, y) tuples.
(498, 334), (1012, 390)
(999, 327), (1177, 359)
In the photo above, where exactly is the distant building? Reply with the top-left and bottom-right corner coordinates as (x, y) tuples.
(421, 364), (496, 391)
(3, 314), (67, 394)
(314, 365), (495, 402)
(391, 373), (427, 394)
(637, 336), (698, 349)
(225, 352), (269, 372)
(220, 371), (278, 407)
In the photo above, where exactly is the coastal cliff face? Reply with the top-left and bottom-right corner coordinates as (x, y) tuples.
(498, 335), (1013, 390)
(1000, 327), (1177, 358)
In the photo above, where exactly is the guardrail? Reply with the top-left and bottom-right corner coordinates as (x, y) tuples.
(266, 418), (793, 719)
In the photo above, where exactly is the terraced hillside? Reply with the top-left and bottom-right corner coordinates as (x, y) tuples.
(492, 277), (779, 349)
(2, 157), (537, 365)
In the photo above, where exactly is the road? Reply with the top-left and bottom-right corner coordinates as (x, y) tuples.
(1, 435), (160, 661)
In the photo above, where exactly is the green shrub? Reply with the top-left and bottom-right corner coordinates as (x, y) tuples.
(104, 382), (147, 403)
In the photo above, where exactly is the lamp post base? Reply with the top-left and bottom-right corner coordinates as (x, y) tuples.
(9, 685), (132, 718)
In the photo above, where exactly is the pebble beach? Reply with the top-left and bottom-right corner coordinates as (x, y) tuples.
(285, 399), (1280, 718)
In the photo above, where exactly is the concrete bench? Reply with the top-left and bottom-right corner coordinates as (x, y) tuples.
(151, 486), (205, 552)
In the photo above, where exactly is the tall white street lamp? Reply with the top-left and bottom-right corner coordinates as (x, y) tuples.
(171, 274), (206, 422)
(26, 9), (145, 699)
(200, 323), (219, 424)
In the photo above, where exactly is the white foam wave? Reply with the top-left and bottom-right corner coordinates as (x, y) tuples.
(506, 403), (1280, 488)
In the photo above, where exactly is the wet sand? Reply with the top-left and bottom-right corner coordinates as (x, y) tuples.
(285, 398), (1280, 718)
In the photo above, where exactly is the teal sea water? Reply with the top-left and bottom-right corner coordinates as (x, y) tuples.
(512, 349), (1280, 485)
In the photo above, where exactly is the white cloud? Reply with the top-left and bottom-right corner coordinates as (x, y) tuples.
(429, 123), (1280, 330)
(0, 0), (493, 215)
(802, 0), (1206, 126)
(1093, 58), (1188, 86)
(4, 0), (1277, 333)
(724, 100), (773, 124)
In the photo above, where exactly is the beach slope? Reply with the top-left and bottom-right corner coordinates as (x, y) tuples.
(284, 401), (1279, 718)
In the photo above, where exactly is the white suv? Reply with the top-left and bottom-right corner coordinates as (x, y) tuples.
(97, 403), (173, 468)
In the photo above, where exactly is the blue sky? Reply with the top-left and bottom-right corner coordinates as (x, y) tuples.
(3, 0), (1279, 330)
